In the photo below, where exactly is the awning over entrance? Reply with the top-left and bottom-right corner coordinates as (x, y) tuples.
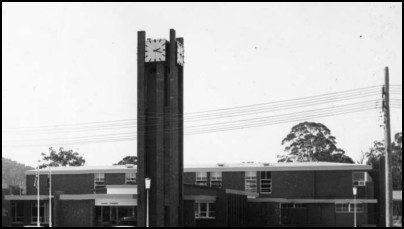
(60, 194), (137, 206)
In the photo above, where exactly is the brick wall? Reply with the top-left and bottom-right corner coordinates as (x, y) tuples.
(183, 172), (195, 185)
(59, 200), (94, 227)
(185, 169), (374, 200)
(105, 173), (125, 185)
(261, 171), (315, 198)
(27, 173), (130, 195)
(222, 172), (245, 191)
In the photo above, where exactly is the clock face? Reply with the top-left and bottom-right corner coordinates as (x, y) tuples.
(177, 41), (184, 66)
(145, 39), (166, 62)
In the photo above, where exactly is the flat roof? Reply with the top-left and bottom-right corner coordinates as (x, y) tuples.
(185, 162), (372, 172)
(25, 165), (136, 175)
(25, 162), (372, 175)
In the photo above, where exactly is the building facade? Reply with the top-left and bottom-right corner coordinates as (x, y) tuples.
(5, 162), (378, 227)
(184, 162), (377, 227)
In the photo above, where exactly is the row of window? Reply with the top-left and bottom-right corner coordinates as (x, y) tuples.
(33, 171), (368, 192)
(195, 171), (272, 194)
(280, 203), (308, 209)
(195, 171), (369, 193)
(280, 203), (364, 213)
(11, 202), (49, 224)
(335, 203), (364, 213)
(94, 173), (137, 191)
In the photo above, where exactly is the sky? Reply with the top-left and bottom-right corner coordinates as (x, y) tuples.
(2, 2), (402, 167)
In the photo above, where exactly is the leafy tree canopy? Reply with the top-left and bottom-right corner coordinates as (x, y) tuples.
(365, 132), (402, 189)
(39, 147), (85, 169)
(278, 122), (354, 163)
(114, 156), (137, 165)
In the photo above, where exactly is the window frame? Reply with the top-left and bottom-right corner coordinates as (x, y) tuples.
(335, 203), (364, 213)
(94, 173), (106, 190)
(352, 172), (366, 187)
(11, 202), (24, 223)
(195, 201), (215, 219)
(260, 171), (272, 194)
(195, 172), (208, 186)
(245, 171), (257, 193)
(210, 172), (222, 188)
(31, 202), (48, 224)
(125, 172), (136, 185)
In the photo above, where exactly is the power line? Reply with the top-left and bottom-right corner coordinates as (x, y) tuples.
(5, 105), (379, 147)
(4, 100), (380, 147)
(3, 86), (382, 134)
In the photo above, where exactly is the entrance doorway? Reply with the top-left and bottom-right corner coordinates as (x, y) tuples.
(95, 206), (136, 227)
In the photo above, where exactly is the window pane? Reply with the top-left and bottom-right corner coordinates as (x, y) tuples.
(266, 172), (271, 179)
(246, 171), (256, 178)
(208, 203), (215, 218)
(200, 203), (207, 212)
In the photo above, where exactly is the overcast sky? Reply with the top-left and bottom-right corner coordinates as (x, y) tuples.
(2, 2), (402, 167)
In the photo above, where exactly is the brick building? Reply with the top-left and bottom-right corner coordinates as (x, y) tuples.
(2, 184), (11, 227)
(5, 162), (378, 227)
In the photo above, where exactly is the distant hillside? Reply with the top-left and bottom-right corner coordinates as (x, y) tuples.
(2, 157), (34, 188)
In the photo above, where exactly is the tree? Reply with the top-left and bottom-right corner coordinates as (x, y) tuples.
(364, 132), (402, 189)
(277, 122), (354, 163)
(114, 156), (137, 165)
(39, 147), (85, 168)
(364, 141), (385, 165)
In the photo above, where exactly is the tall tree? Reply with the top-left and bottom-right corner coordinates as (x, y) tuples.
(364, 132), (402, 189)
(278, 122), (354, 163)
(39, 147), (85, 168)
(114, 156), (137, 165)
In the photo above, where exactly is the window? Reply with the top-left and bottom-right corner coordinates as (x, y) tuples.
(294, 204), (307, 209)
(95, 173), (106, 191)
(195, 172), (207, 186)
(260, 171), (272, 194)
(210, 172), (222, 188)
(280, 203), (307, 209)
(352, 172), (366, 186)
(31, 202), (48, 224)
(335, 203), (364, 213)
(245, 171), (257, 193)
(351, 203), (364, 213)
(11, 203), (23, 223)
(195, 202), (215, 219)
(125, 173), (136, 185)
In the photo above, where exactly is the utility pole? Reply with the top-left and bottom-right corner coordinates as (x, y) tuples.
(382, 66), (393, 227)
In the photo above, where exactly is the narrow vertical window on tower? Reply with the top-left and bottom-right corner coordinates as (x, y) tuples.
(210, 172), (222, 188)
(195, 172), (208, 186)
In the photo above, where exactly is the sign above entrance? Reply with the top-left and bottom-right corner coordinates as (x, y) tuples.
(95, 198), (137, 206)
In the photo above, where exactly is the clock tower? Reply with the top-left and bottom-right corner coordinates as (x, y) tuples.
(137, 29), (184, 227)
